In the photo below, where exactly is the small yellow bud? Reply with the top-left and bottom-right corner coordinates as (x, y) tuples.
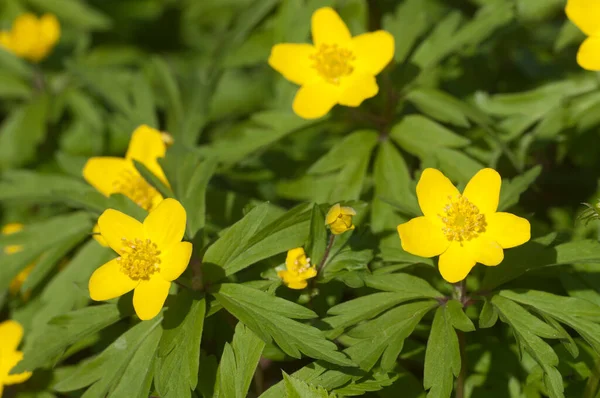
(325, 203), (356, 235)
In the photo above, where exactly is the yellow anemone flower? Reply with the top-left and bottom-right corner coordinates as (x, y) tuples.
(88, 198), (193, 320)
(325, 203), (356, 235)
(0, 320), (32, 396)
(2, 224), (35, 298)
(278, 247), (317, 289)
(566, 0), (600, 70)
(397, 168), (531, 283)
(268, 7), (394, 119)
(0, 13), (60, 63)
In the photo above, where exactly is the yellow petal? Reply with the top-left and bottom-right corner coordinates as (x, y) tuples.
(133, 277), (170, 320)
(9, 13), (38, 57)
(325, 204), (341, 224)
(566, 0), (600, 36)
(88, 258), (138, 301)
(466, 235), (504, 266)
(159, 241), (192, 281)
(486, 212), (531, 249)
(98, 209), (144, 254)
(352, 31), (395, 75)
(292, 82), (339, 119)
(303, 267), (317, 279)
(268, 43), (319, 86)
(338, 73), (379, 107)
(39, 14), (60, 47)
(0, 31), (11, 50)
(397, 216), (449, 257)
(311, 7), (351, 47)
(0, 320), (24, 351)
(438, 243), (476, 283)
(83, 157), (131, 197)
(2, 351), (32, 385)
(143, 198), (187, 250)
(340, 206), (356, 216)
(416, 168), (460, 221)
(125, 125), (168, 185)
(462, 168), (501, 215)
(577, 36), (600, 71)
(92, 223), (109, 247)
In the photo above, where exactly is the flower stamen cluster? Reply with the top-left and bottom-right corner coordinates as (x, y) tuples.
(439, 195), (487, 243)
(310, 44), (355, 85)
(117, 238), (161, 280)
(112, 169), (159, 211)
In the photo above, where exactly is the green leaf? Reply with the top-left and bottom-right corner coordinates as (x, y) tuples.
(132, 159), (173, 200)
(497, 166), (542, 211)
(13, 304), (128, 373)
(446, 300), (475, 332)
(24, 0), (111, 30)
(155, 292), (206, 398)
(0, 48), (33, 80)
(54, 317), (162, 398)
(382, 0), (430, 63)
(203, 202), (311, 280)
(479, 298), (498, 329)
(0, 70), (32, 99)
(215, 322), (266, 398)
(423, 306), (461, 398)
(406, 88), (470, 128)
(0, 170), (92, 203)
(364, 273), (443, 298)
(212, 283), (353, 366)
(306, 204), (327, 266)
(345, 300), (438, 371)
(0, 212), (93, 291)
(0, 94), (49, 170)
(283, 372), (332, 398)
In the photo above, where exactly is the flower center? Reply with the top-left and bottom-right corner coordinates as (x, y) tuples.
(439, 195), (487, 243)
(113, 169), (159, 211)
(310, 44), (355, 85)
(117, 238), (161, 280)
(292, 255), (312, 274)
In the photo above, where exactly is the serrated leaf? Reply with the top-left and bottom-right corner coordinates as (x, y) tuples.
(406, 88), (470, 128)
(446, 300), (475, 332)
(382, 0), (430, 63)
(283, 372), (332, 398)
(364, 273), (443, 298)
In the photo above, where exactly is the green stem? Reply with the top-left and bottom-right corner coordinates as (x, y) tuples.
(455, 280), (467, 398)
(317, 234), (336, 274)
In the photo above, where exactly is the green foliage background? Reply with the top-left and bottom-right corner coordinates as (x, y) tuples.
(2, 0), (600, 397)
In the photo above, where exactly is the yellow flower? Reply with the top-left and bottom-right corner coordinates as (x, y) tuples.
(2, 224), (35, 298)
(0, 320), (32, 396)
(566, 0), (600, 70)
(278, 247), (317, 289)
(325, 203), (356, 235)
(0, 13), (60, 62)
(83, 125), (168, 212)
(268, 7), (394, 119)
(397, 168), (530, 283)
(88, 198), (192, 320)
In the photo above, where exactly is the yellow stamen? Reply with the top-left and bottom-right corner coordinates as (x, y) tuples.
(112, 169), (158, 211)
(117, 238), (161, 280)
(310, 44), (355, 85)
(439, 195), (487, 244)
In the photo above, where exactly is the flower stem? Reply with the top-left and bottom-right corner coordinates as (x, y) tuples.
(455, 279), (467, 398)
(317, 234), (336, 273)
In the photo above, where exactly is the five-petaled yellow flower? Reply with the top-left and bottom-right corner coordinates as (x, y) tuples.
(0, 13), (60, 63)
(84, 125), (169, 247)
(397, 168), (530, 283)
(0, 320), (32, 396)
(88, 198), (192, 320)
(268, 7), (394, 119)
(2, 224), (35, 298)
(325, 203), (356, 235)
(278, 248), (317, 289)
(566, 0), (600, 70)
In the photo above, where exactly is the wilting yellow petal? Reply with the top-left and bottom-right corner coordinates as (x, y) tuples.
(577, 36), (600, 71)
(133, 277), (170, 320)
(1, 351), (32, 385)
(416, 168), (460, 221)
(88, 258), (138, 301)
(466, 235), (504, 266)
(143, 198), (187, 251)
(83, 157), (131, 197)
(0, 320), (24, 351)
(338, 73), (379, 107)
(292, 82), (339, 119)
(311, 7), (351, 46)
(486, 212), (531, 249)
(397, 216), (449, 258)
(159, 241), (192, 282)
(97, 209), (144, 254)
(125, 125), (168, 185)
(566, 0), (600, 36)
(438, 243), (476, 283)
(268, 43), (319, 85)
(462, 168), (501, 215)
(352, 31), (395, 75)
